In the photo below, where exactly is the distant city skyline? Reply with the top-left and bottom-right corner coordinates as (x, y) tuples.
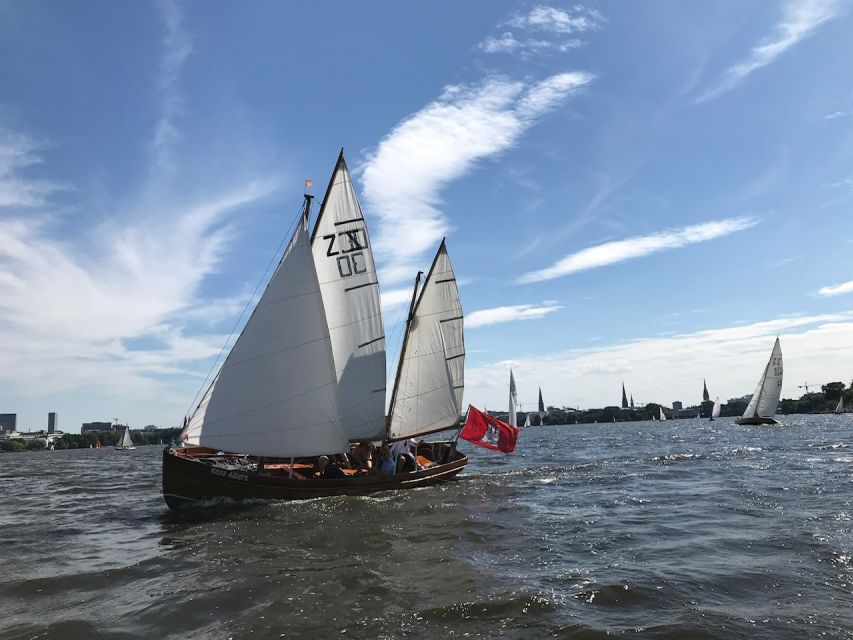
(1, 1), (852, 432)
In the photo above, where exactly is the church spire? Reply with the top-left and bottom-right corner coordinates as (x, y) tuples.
(538, 387), (545, 413)
(703, 379), (710, 402)
(621, 383), (629, 409)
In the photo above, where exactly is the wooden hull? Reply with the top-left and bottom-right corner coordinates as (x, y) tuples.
(162, 443), (467, 509)
(735, 416), (779, 425)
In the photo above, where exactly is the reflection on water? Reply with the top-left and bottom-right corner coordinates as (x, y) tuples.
(1, 414), (853, 639)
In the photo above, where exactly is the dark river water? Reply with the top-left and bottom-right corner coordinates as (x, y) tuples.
(2, 415), (853, 639)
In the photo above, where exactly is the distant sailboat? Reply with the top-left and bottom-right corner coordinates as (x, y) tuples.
(523, 413), (531, 428)
(835, 396), (844, 414)
(612, 416), (616, 423)
(736, 337), (783, 425)
(115, 427), (135, 451)
(659, 407), (667, 421)
(652, 414), (657, 421)
(710, 397), (721, 421)
(508, 370), (518, 428)
(95, 435), (102, 449)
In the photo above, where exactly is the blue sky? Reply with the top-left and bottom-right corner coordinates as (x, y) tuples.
(1, 1), (852, 431)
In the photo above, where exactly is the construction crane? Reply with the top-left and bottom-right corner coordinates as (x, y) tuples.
(797, 382), (825, 394)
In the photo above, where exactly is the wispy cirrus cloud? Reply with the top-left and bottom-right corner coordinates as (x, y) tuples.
(466, 313), (853, 410)
(467, 301), (562, 328)
(695, 0), (845, 104)
(361, 71), (594, 286)
(517, 216), (758, 284)
(817, 279), (853, 297)
(153, 0), (192, 171)
(0, 131), (64, 207)
(478, 4), (601, 57)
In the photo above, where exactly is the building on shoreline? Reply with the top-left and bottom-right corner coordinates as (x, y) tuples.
(48, 412), (58, 434)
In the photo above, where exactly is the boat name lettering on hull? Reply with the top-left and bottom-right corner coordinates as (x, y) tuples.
(210, 467), (249, 482)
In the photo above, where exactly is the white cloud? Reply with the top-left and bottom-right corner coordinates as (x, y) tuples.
(506, 5), (603, 34)
(0, 131), (64, 208)
(478, 31), (581, 56)
(696, 0), (845, 103)
(465, 313), (853, 410)
(518, 216), (758, 284)
(817, 280), (853, 297)
(361, 72), (594, 286)
(153, 0), (193, 171)
(824, 110), (850, 120)
(467, 302), (562, 328)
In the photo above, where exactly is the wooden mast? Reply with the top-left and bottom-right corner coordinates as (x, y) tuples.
(385, 271), (422, 441)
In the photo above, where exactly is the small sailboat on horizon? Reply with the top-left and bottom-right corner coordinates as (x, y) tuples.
(835, 396), (844, 414)
(115, 427), (135, 451)
(736, 337), (783, 426)
(710, 397), (721, 422)
(659, 407), (667, 421)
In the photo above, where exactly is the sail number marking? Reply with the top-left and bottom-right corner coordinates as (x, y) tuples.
(324, 229), (369, 278)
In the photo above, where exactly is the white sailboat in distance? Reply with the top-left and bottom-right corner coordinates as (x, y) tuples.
(710, 397), (721, 421)
(659, 407), (667, 421)
(508, 370), (518, 429)
(736, 337), (783, 426)
(115, 427), (135, 451)
(835, 396), (844, 414)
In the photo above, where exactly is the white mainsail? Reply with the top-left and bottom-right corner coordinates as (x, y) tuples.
(711, 397), (721, 419)
(659, 407), (667, 421)
(835, 396), (844, 414)
(119, 427), (133, 448)
(388, 241), (465, 440)
(523, 413), (531, 427)
(182, 208), (348, 458)
(508, 370), (518, 428)
(311, 152), (386, 441)
(741, 337), (783, 419)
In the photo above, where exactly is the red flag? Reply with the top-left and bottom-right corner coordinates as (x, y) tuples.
(305, 179), (313, 188)
(460, 405), (519, 454)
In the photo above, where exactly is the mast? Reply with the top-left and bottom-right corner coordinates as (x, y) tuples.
(385, 271), (422, 440)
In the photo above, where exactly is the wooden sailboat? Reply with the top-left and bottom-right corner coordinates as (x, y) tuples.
(115, 427), (135, 451)
(736, 337), (783, 425)
(162, 153), (467, 508)
(709, 397), (721, 421)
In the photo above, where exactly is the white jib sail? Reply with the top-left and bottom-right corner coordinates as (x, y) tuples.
(659, 407), (667, 421)
(711, 397), (721, 419)
(508, 370), (518, 428)
(183, 213), (348, 458)
(311, 153), (386, 441)
(388, 241), (464, 440)
(742, 337), (783, 419)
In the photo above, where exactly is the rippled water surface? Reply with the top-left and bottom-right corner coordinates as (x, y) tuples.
(2, 415), (853, 639)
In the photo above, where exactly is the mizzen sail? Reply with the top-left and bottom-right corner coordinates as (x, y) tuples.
(388, 241), (464, 441)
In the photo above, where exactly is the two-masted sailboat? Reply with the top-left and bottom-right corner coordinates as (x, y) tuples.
(736, 337), (783, 426)
(162, 152), (468, 508)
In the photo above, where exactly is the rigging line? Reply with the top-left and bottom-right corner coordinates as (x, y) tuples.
(183, 205), (305, 419)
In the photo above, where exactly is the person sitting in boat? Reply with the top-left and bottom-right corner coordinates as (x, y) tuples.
(390, 438), (420, 472)
(377, 447), (396, 475)
(349, 441), (374, 472)
(315, 455), (346, 479)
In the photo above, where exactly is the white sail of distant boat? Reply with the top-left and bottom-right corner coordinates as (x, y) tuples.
(652, 413), (657, 421)
(115, 427), (135, 451)
(738, 337), (783, 425)
(612, 416), (616, 422)
(508, 370), (518, 429)
(659, 407), (667, 421)
(310, 152), (386, 441)
(710, 397), (721, 421)
(387, 241), (465, 440)
(523, 413), (531, 427)
(835, 396), (844, 414)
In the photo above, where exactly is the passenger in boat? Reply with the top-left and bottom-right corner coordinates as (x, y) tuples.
(315, 455), (346, 479)
(390, 438), (420, 472)
(350, 441), (374, 472)
(377, 447), (396, 475)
